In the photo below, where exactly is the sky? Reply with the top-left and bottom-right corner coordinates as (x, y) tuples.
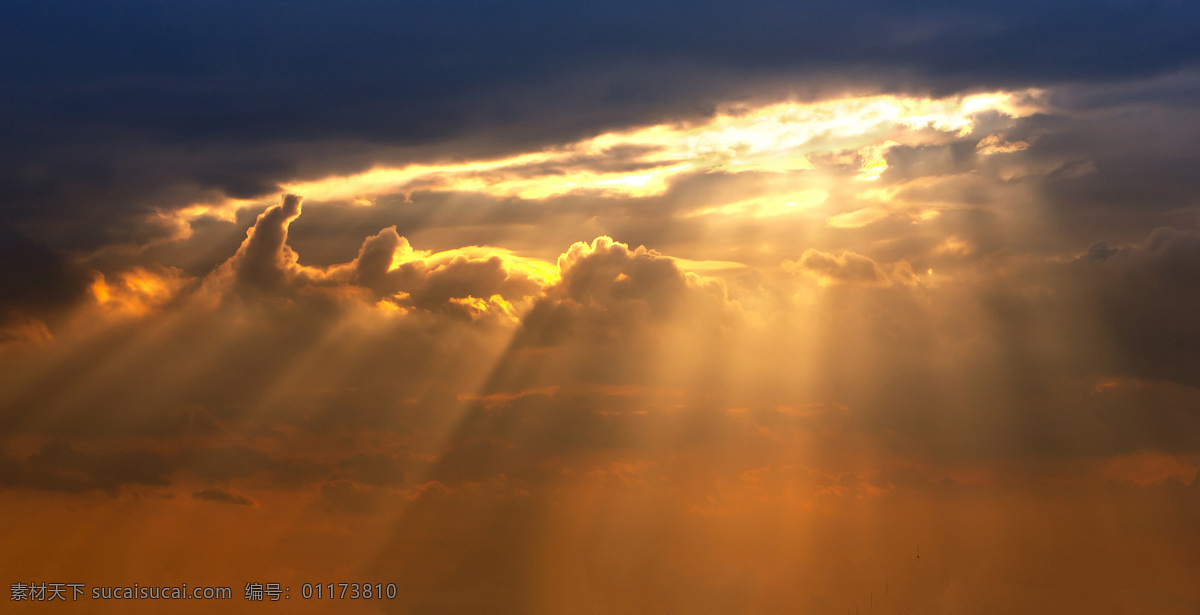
(2, 1), (1200, 613)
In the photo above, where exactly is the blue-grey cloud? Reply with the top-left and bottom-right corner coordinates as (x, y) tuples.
(2, 0), (1199, 252)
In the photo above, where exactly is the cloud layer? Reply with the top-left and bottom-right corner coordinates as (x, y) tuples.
(2, 6), (1200, 611)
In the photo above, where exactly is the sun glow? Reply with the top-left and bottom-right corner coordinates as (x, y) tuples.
(170, 90), (1043, 227)
(91, 267), (188, 316)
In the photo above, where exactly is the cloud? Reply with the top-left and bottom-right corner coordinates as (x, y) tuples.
(1, 6), (1199, 611)
(90, 265), (191, 317)
(1073, 227), (1200, 387)
(1086, 240), (1119, 261)
(0, 440), (172, 493)
(191, 488), (254, 506)
(0, 186), (1195, 615)
(335, 453), (413, 487)
(4, 0), (1196, 260)
(225, 193), (304, 293)
(182, 445), (329, 488)
(557, 236), (690, 317)
(783, 249), (919, 287)
(3, 186), (1195, 472)
(511, 236), (742, 350)
(0, 209), (537, 455)
(185, 194), (553, 321)
(320, 480), (385, 515)
(261, 91), (1040, 207)
(0, 227), (92, 336)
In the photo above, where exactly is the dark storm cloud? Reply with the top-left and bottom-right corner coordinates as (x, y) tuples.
(1019, 81), (1200, 243)
(0, 227), (92, 332)
(2, 0), (1198, 250)
(1074, 227), (1200, 388)
(5, 0), (1197, 141)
